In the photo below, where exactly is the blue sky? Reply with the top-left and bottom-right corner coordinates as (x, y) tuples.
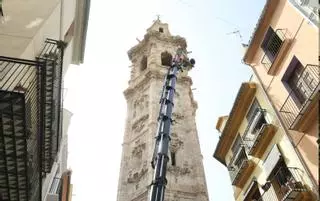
(64, 0), (266, 200)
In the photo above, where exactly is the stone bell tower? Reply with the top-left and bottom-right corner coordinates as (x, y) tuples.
(117, 19), (209, 201)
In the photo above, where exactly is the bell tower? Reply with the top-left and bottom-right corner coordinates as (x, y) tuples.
(117, 19), (209, 201)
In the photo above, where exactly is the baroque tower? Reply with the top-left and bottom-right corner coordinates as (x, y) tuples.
(117, 19), (209, 201)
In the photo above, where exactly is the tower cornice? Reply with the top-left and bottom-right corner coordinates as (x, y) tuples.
(123, 68), (193, 100)
(127, 31), (187, 60)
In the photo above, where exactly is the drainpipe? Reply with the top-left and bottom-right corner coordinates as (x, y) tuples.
(59, 0), (64, 40)
(242, 61), (319, 198)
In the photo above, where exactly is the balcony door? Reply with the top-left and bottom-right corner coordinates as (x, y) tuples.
(287, 60), (308, 105)
(244, 99), (267, 144)
(243, 179), (262, 201)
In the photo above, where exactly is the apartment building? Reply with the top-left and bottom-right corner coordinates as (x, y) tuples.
(0, 0), (90, 201)
(213, 75), (317, 201)
(242, 0), (318, 191)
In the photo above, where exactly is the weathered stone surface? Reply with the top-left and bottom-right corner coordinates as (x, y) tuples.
(117, 19), (209, 201)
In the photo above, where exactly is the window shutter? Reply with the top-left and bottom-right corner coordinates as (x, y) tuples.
(263, 144), (282, 179)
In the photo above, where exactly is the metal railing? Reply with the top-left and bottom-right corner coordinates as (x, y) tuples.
(243, 108), (267, 152)
(0, 57), (44, 201)
(37, 39), (65, 173)
(258, 167), (308, 201)
(280, 64), (320, 129)
(261, 29), (287, 71)
(228, 146), (249, 184)
(0, 38), (65, 201)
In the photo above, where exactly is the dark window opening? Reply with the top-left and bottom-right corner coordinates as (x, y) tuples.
(231, 135), (242, 156)
(0, 4), (4, 17)
(268, 159), (294, 200)
(171, 152), (176, 166)
(252, 115), (267, 135)
(282, 56), (308, 106)
(261, 27), (283, 62)
(233, 148), (247, 169)
(140, 56), (147, 71)
(287, 62), (307, 104)
(161, 51), (172, 66)
(246, 98), (261, 121)
(159, 27), (164, 33)
(243, 180), (261, 201)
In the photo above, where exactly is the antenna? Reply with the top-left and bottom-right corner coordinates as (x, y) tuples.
(226, 29), (243, 42)
(226, 29), (248, 48)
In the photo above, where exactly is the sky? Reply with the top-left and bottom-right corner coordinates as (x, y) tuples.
(63, 0), (266, 200)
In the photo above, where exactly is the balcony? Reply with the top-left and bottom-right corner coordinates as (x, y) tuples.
(213, 82), (257, 165)
(0, 39), (65, 201)
(258, 167), (313, 201)
(0, 57), (43, 201)
(261, 29), (291, 75)
(228, 146), (255, 188)
(243, 108), (276, 158)
(280, 64), (319, 132)
(46, 177), (62, 201)
(37, 39), (65, 173)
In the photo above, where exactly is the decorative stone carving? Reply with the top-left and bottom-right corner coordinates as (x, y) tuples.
(175, 91), (180, 97)
(132, 114), (149, 133)
(172, 113), (185, 122)
(127, 161), (148, 183)
(133, 95), (149, 118)
(170, 133), (183, 152)
(132, 141), (146, 158)
(167, 165), (191, 176)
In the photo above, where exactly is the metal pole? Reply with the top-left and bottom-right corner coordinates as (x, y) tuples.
(149, 48), (195, 201)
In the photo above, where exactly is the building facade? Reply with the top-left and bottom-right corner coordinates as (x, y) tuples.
(214, 74), (317, 201)
(117, 20), (209, 201)
(0, 0), (90, 200)
(243, 0), (318, 192)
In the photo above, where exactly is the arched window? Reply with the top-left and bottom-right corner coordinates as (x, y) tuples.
(159, 27), (164, 33)
(161, 51), (172, 66)
(140, 56), (147, 71)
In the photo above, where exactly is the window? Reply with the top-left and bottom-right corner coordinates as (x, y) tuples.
(171, 152), (176, 166)
(161, 51), (172, 66)
(246, 99), (260, 121)
(261, 27), (283, 63)
(231, 135), (242, 156)
(159, 27), (164, 33)
(0, 3), (4, 17)
(268, 159), (293, 200)
(140, 56), (147, 71)
(282, 56), (308, 105)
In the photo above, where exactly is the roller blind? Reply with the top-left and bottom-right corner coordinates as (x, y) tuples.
(263, 144), (282, 179)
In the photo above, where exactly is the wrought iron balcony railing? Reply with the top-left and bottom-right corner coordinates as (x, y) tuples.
(258, 167), (310, 201)
(228, 146), (249, 185)
(0, 38), (65, 201)
(0, 57), (44, 201)
(280, 64), (320, 130)
(261, 29), (287, 72)
(37, 39), (65, 173)
(243, 108), (267, 150)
